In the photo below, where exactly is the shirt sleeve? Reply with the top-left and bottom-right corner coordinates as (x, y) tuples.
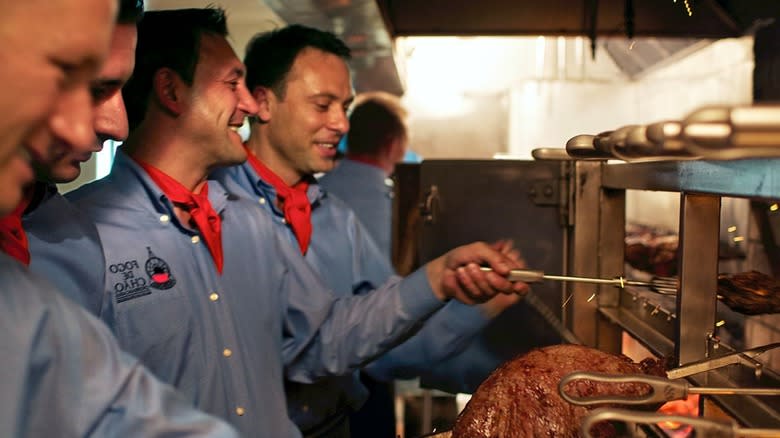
(346, 211), (493, 382)
(278, 234), (445, 383)
(25, 193), (107, 317)
(0, 261), (239, 438)
(362, 300), (492, 382)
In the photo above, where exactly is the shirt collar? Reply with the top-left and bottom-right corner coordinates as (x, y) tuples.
(339, 159), (388, 185)
(240, 161), (324, 210)
(24, 181), (59, 216)
(112, 148), (231, 217)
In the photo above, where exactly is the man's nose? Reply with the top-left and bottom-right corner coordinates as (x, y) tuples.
(330, 108), (349, 135)
(94, 92), (129, 145)
(237, 83), (260, 116)
(48, 86), (97, 150)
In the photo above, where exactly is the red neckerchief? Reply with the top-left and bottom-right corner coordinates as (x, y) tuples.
(0, 197), (31, 265)
(244, 148), (311, 255)
(136, 160), (224, 274)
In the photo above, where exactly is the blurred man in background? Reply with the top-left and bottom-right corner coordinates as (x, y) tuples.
(320, 91), (408, 259)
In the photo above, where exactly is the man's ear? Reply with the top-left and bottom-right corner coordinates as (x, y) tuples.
(152, 68), (185, 116)
(252, 86), (273, 123)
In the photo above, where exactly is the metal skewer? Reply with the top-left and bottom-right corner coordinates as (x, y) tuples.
(480, 267), (675, 294)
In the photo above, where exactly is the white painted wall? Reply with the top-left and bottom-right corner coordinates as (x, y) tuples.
(398, 35), (753, 161)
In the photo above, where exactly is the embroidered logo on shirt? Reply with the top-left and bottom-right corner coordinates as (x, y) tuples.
(109, 247), (177, 303)
(110, 259), (152, 303)
(145, 247), (176, 289)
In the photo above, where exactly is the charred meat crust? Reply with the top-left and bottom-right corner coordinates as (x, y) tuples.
(452, 344), (663, 438)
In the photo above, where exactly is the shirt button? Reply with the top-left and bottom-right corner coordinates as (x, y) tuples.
(160, 214), (170, 223)
(236, 406), (245, 416)
(191, 235), (200, 244)
(223, 348), (233, 357)
(281, 218), (287, 224)
(209, 292), (219, 302)
(258, 198), (266, 205)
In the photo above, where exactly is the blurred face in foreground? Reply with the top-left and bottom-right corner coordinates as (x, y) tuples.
(0, 0), (116, 213)
(38, 23), (138, 184)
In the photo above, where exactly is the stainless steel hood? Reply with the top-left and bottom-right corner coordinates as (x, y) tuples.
(148, 1), (780, 96)
(266, 0), (779, 94)
(376, 0), (779, 38)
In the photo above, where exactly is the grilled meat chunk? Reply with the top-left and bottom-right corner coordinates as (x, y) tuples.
(452, 344), (663, 438)
(718, 270), (780, 315)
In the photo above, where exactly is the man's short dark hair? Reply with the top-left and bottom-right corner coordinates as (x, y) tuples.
(118, 0), (144, 24)
(244, 24), (351, 99)
(123, 7), (228, 130)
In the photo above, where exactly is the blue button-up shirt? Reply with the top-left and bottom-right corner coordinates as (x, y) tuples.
(24, 183), (106, 315)
(0, 253), (239, 438)
(214, 162), (492, 432)
(66, 150), (444, 437)
(319, 159), (393, 257)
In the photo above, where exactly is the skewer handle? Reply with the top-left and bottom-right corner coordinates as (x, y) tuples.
(479, 267), (545, 283)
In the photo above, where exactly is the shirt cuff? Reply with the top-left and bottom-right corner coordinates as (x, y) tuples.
(397, 268), (445, 319)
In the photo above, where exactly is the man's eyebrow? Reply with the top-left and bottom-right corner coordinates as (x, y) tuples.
(228, 67), (245, 79)
(91, 78), (124, 88)
(308, 93), (355, 107)
(80, 56), (107, 79)
(310, 92), (348, 100)
(55, 55), (103, 84)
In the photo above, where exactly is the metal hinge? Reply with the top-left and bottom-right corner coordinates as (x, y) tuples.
(528, 162), (572, 227)
(528, 179), (559, 206)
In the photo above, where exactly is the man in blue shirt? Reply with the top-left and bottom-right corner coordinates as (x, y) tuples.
(18, 0), (142, 316)
(66, 9), (526, 438)
(215, 25), (524, 437)
(0, 0), (239, 436)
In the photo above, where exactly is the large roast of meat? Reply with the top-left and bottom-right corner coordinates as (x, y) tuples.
(718, 270), (780, 315)
(451, 344), (664, 438)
